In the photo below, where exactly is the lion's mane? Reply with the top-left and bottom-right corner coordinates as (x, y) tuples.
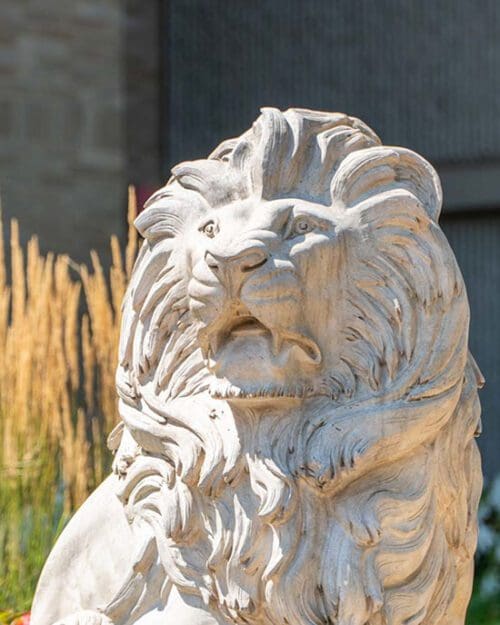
(108, 109), (482, 625)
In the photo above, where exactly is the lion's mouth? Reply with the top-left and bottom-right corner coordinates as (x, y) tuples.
(200, 309), (322, 367)
(227, 315), (268, 337)
(200, 313), (269, 361)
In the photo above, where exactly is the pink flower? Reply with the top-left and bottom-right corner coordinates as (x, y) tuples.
(10, 613), (30, 625)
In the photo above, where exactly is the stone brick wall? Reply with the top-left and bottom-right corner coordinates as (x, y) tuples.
(0, 1), (161, 263)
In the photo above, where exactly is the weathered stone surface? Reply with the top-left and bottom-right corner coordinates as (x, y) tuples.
(0, 0), (161, 263)
(31, 108), (483, 625)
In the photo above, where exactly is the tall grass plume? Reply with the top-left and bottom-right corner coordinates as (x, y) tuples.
(0, 188), (138, 610)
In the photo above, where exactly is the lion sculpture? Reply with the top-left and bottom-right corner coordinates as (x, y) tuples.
(32, 108), (483, 625)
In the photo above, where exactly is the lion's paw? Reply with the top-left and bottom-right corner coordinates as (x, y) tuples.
(53, 611), (113, 625)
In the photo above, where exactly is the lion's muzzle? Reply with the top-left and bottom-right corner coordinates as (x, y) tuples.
(204, 241), (268, 298)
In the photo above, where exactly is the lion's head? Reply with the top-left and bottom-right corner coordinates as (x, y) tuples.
(118, 107), (456, 407)
(112, 109), (482, 625)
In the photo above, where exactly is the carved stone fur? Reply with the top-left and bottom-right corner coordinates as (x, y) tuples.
(32, 108), (483, 625)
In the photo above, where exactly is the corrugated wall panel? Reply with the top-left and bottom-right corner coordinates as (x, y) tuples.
(441, 215), (500, 479)
(165, 0), (500, 168)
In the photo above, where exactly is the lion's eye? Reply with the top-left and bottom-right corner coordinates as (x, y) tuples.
(292, 218), (312, 236)
(201, 220), (218, 238)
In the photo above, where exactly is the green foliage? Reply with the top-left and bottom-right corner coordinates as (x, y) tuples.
(0, 455), (67, 611)
(468, 592), (500, 625)
(467, 475), (500, 625)
(0, 612), (24, 625)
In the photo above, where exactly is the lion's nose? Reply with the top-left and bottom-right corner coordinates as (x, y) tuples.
(205, 246), (268, 286)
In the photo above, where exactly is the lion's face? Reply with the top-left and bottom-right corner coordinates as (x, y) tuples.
(185, 196), (346, 400)
(123, 108), (449, 410)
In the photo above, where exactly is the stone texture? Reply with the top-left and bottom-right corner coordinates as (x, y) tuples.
(32, 109), (482, 625)
(0, 1), (161, 263)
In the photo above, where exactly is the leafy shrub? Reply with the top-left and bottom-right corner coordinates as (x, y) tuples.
(467, 476), (500, 624)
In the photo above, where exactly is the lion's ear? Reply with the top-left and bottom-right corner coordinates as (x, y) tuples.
(330, 146), (442, 222)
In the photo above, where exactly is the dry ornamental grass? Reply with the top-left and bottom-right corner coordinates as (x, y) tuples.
(0, 188), (138, 609)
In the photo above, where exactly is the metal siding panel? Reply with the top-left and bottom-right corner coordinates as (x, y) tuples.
(441, 215), (500, 479)
(165, 0), (500, 169)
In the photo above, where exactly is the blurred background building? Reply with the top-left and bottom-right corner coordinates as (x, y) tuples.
(0, 0), (499, 478)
